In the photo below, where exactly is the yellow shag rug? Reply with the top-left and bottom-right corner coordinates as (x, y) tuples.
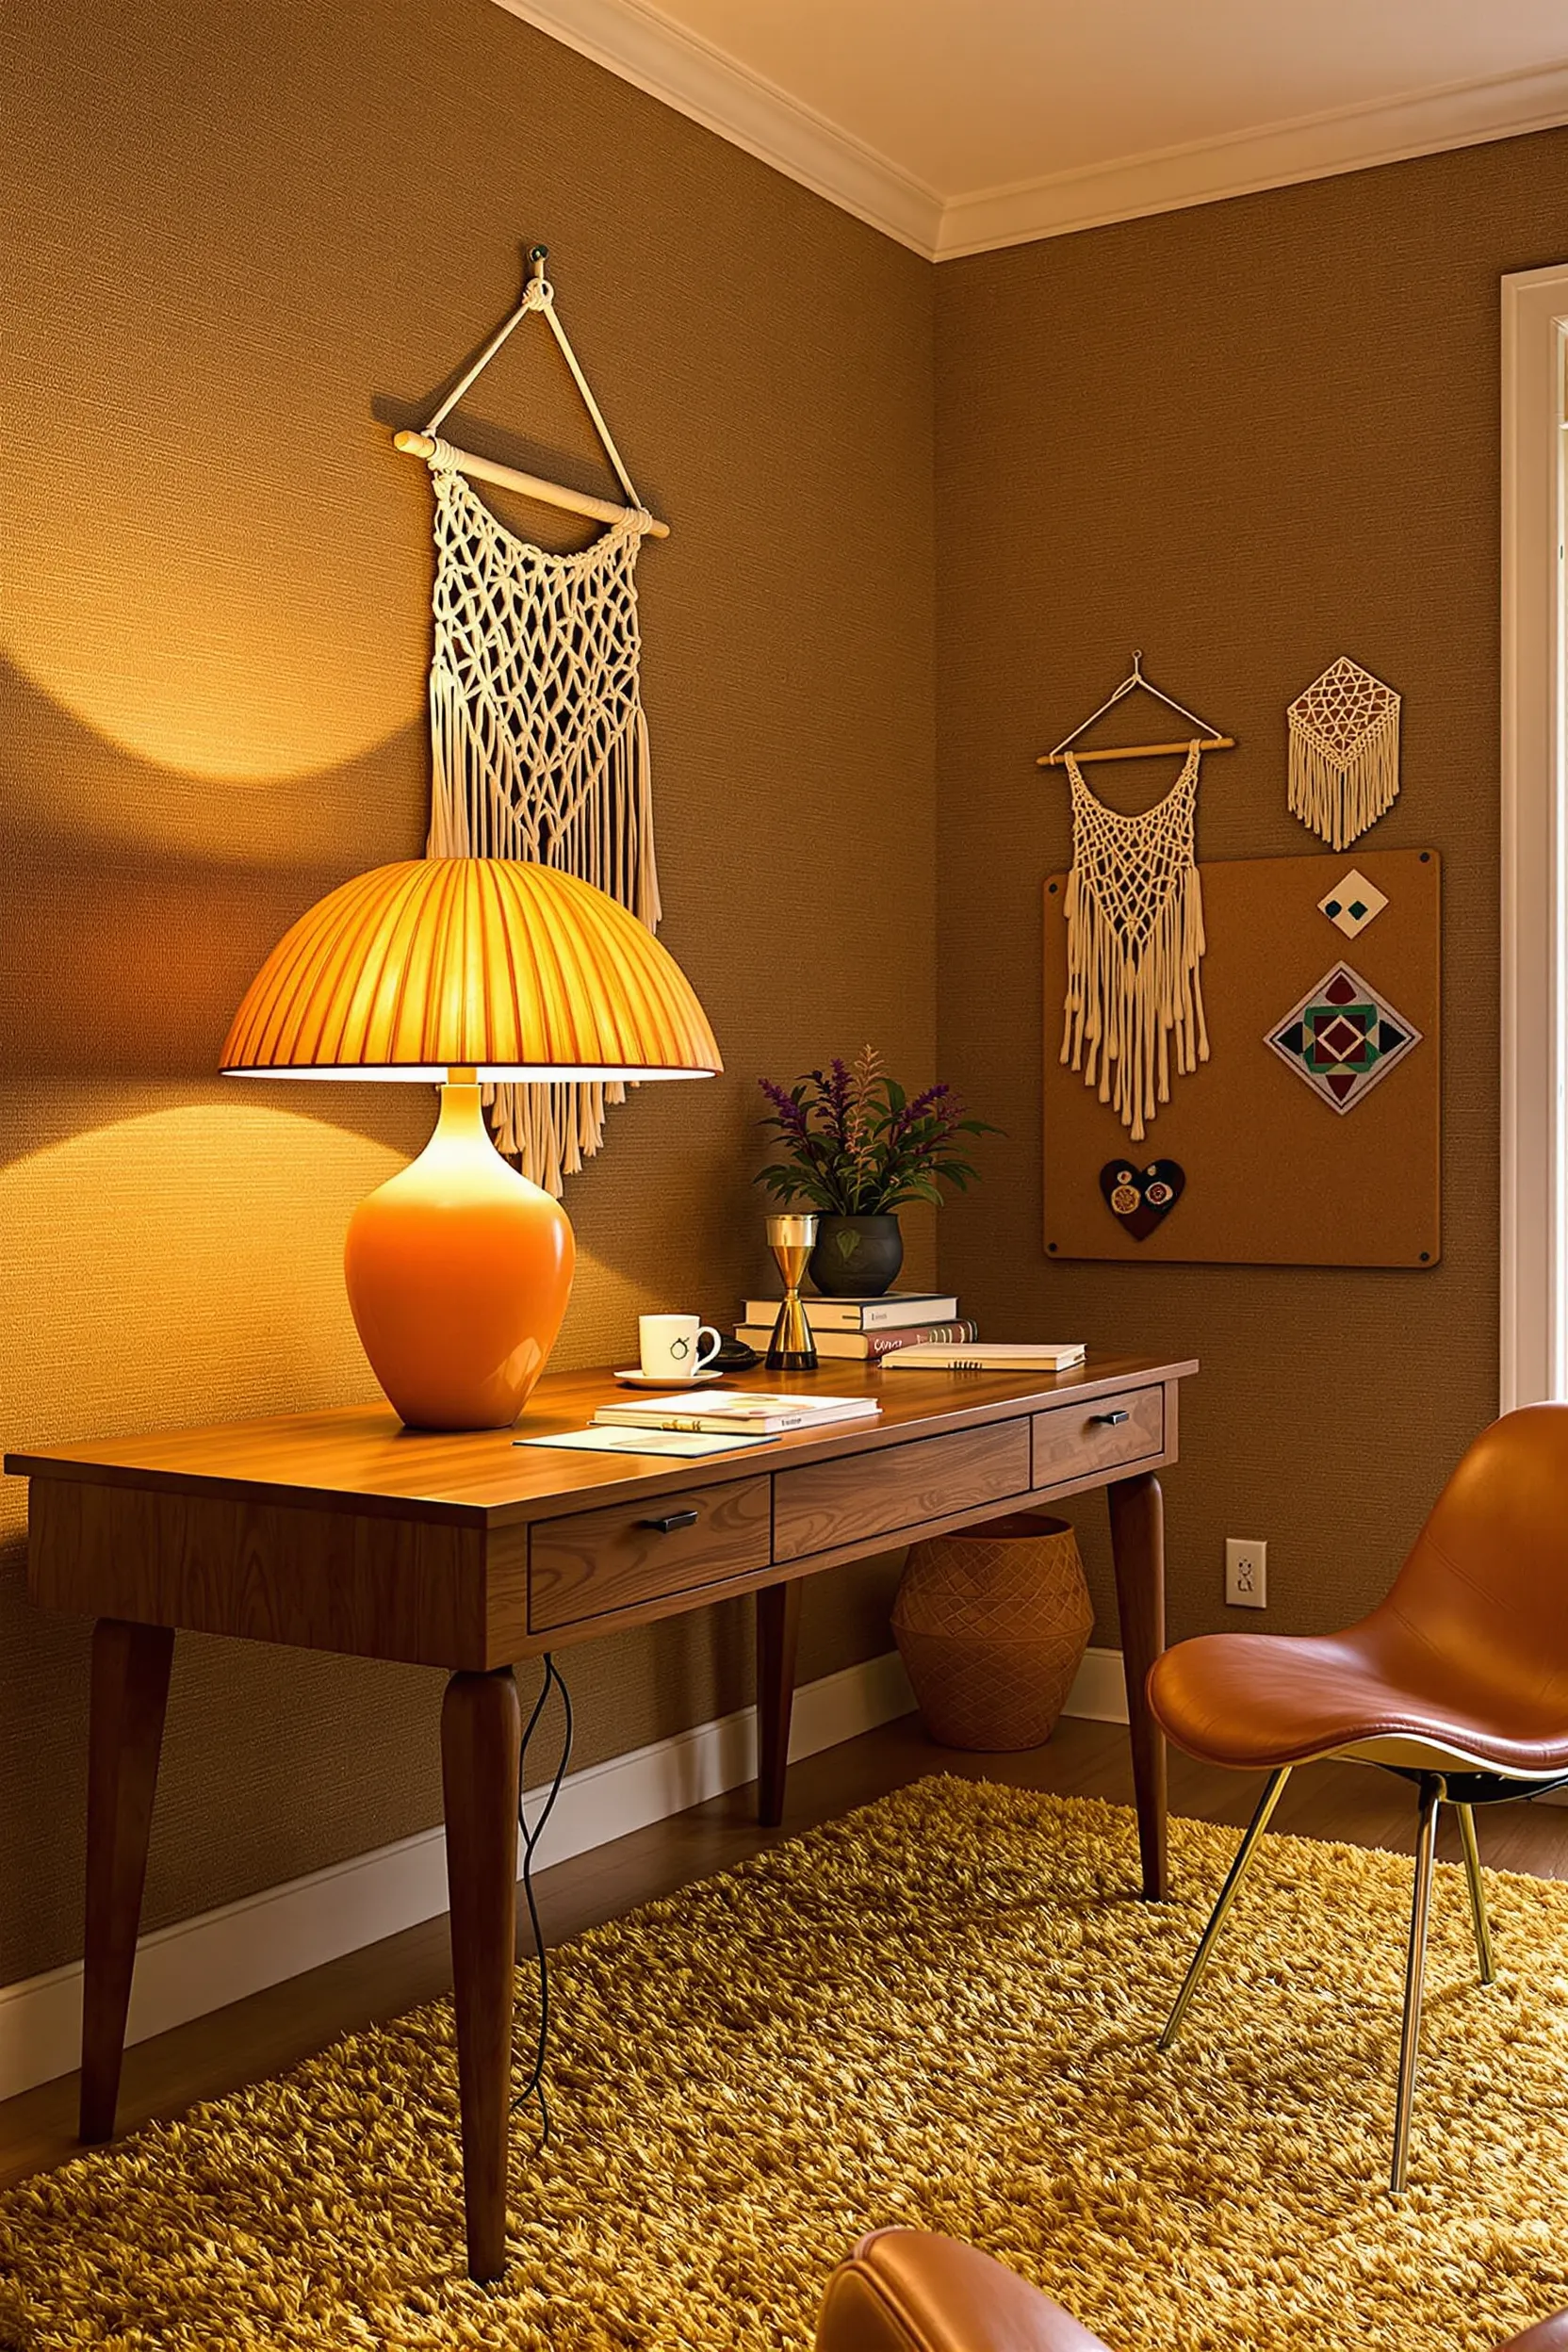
(2, 1778), (1567, 2351)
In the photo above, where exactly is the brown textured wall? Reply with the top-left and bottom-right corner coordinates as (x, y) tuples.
(0, 0), (935, 1981)
(934, 131), (1568, 1646)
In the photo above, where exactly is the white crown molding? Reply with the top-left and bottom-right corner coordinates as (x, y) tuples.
(925, 58), (1568, 257)
(492, 0), (942, 256)
(491, 1), (1568, 264)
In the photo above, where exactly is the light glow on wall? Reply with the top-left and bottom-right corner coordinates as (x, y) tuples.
(0, 1096), (624, 1494)
(0, 1103), (407, 1469)
(1, 409), (430, 861)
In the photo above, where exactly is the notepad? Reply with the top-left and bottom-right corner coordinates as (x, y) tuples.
(515, 1426), (776, 1459)
(592, 1391), (879, 1436)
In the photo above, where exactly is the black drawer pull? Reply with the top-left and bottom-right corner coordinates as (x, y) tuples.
(1089, 1410), (1130, 1427)
(639, 1509), (699, 1534)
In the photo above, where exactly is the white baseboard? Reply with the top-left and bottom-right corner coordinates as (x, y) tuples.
(0, 1643), (1180, 2104)
(0, 1646), (918, 2105)
(19, 1635), (1532, 2108)
(1062, 1644), (1131, 1725)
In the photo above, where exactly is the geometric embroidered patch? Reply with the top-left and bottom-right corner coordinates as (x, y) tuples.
(1266, 961), (1421, 1114)
(1317, 867), (1388, 939)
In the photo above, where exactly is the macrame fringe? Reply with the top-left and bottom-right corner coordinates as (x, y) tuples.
(432, 694), (659, 1196)
(424, 460), (660, 1196)
(1061, 865), (1208, 1143)
(1287, 708), (1399, 852)
(1060, 746), (1208, 1144)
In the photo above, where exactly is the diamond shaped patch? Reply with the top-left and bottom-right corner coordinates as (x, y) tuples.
(1266, 962), (1421, 1114)
(1317, 867), (1388, 939)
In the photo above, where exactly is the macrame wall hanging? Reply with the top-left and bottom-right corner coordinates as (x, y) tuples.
(1038, 655), (1235, 1142)
(1286, 655), (1400, 852)
(393, 247), (671, 1196)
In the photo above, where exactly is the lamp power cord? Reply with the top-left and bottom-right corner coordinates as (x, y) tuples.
(510, 1653), (573, 2148)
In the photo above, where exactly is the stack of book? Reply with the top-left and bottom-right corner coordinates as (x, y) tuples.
(734, 1291), (977, 1362)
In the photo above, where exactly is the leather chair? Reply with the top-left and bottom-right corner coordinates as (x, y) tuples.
(814, 2230), (1568, 2351)
(1146, 1403), (1568, 2191)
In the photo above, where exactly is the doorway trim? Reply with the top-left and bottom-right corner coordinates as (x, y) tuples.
(1500, 263), (1568, 1411)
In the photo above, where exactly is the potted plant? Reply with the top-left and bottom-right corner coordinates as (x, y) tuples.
(756, 1046), (997, 1296)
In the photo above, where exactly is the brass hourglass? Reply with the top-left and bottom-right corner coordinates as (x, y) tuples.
(764, 1214), (818, 1372)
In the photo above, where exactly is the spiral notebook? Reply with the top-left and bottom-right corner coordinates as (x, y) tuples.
(881, 1343), (1085, 1371)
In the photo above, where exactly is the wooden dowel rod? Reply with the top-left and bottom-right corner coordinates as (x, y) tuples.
(1037, 735), (1234, 767)
(393, 430), (670, 539)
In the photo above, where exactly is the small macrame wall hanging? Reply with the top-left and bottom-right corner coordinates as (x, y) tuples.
(393, 247), (670, 1195)
(1286, 655), (1400, 851)
(1038, 655), (1235, 1143)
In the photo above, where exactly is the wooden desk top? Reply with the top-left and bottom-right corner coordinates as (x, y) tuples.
(5, 1354), (1197, 1531)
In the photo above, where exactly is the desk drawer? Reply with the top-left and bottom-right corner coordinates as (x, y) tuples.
(1032, 1385), (1164, 1489)
(773, 1418), (1030, 1564)
(529, 1477), (772, 1632)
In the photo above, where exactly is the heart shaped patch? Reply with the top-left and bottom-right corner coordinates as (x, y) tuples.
(1099, 1158), (1185, 1242)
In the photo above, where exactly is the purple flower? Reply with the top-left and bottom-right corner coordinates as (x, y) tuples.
(906, 1081), (951, 1121)
(758, 1077), (808, 1135)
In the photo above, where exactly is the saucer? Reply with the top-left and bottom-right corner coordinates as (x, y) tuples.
(612, 1366), (727, 1388)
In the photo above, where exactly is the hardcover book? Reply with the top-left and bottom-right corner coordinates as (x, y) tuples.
(741, 1292), (958, 1332)
(734, 1319), (977, 1361)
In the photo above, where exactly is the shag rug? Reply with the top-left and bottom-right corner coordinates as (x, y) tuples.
(3, 1779), (1568, 2351)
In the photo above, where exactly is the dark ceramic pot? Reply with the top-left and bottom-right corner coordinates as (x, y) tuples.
(808, 1213), (904, 1297)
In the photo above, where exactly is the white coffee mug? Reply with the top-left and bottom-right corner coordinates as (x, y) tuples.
(639, 1313), (722, 1380)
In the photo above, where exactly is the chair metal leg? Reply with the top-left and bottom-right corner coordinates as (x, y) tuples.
(1158, 1767), (1291, 2051)
(1454, 1802), (1495, 1986)
(1390, 1774), (1443, 2196)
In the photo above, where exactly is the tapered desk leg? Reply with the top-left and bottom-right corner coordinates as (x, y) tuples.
(1107, 1470), (1168, 1901)
(80, 1618), (175, 2142)
(441, 1666), (522, 2284)
(756, 1579), (802, 1828)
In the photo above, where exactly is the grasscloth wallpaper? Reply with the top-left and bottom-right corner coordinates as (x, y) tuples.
(0, 0), (935, 1983)
(934, 129), (1568, 1646)
(4, 0), (1561, 1997)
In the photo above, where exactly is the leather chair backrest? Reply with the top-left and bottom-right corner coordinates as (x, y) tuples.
(1375, 1404), (1568, 1727)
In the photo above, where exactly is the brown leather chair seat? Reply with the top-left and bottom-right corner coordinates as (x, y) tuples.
(1143, 1403), (1568, 2193)
(813, 2230), (1568, 2352)
(1150, 1617), (1568, 1779)
(1152, 1403), (1568, 1780)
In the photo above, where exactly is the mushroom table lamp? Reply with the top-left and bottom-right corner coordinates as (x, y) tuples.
(221, 858), (721, 1430)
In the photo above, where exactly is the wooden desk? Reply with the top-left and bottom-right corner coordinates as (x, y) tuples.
(6, 1349), (1194, 2280)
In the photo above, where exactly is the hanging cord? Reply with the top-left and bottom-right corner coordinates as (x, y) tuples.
(511, 1653), (574, 2148)
(424, 246), (644, 512)
(1047, 650), (1227, 765)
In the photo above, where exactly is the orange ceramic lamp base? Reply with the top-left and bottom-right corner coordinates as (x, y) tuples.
(344, 1074), (575, 1430)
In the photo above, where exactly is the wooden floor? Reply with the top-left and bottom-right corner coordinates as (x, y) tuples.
(4, 1709), (1567, 2189)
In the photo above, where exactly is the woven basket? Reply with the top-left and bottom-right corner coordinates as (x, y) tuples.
(891, 1511), (1092, 1751)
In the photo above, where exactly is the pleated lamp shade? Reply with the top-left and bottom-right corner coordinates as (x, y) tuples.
(220, 858), (721, 1081)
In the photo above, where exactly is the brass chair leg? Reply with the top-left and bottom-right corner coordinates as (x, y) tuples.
(1454, 1802), (1495, 1986)
(1390, 1774), (1443, 2196)
(1158, 1767), (1291, 2051)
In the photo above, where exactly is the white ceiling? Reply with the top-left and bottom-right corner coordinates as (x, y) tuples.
(500, 0), (1568, 256)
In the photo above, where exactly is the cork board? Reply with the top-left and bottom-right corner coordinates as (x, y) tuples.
(1043, 847), (1440, 1266)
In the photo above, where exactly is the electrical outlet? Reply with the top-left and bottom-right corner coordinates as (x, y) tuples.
(1225, 1538), (1267, 1609)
